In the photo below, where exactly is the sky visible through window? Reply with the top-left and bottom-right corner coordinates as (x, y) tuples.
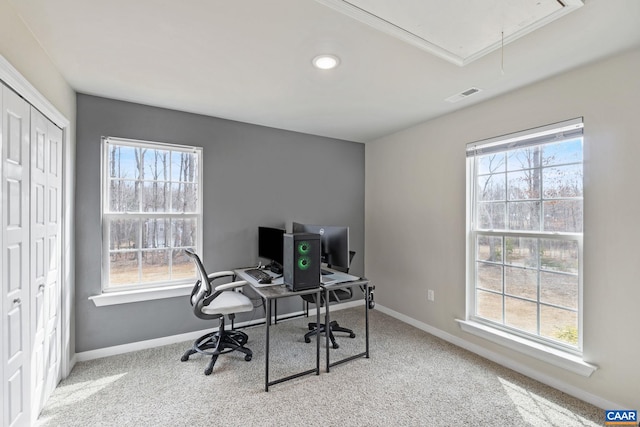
(472, 134), (583, 349)
(104, 140), (201, 289)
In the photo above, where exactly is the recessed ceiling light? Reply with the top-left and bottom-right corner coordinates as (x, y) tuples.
(312, 54), (340, 70)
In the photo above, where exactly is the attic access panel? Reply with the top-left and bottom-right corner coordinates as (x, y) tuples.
(315, 0), (584, 66)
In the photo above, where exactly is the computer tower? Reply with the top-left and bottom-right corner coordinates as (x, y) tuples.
(283, 233), (321, 291)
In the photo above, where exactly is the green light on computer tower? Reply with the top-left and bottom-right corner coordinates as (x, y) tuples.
(297, 241), (310, 255)
(297, 256), (311, 270)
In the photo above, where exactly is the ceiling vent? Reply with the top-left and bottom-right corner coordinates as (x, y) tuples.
(445, 87), (482, 103)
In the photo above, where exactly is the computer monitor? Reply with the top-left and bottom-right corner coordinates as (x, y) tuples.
(258, 226), (285, 271)
(291, 222), (349, 269)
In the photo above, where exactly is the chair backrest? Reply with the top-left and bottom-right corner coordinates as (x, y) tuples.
(184, 249), (212, 306)
(330, 250), (356, 274)
(325, 251), (356, 302)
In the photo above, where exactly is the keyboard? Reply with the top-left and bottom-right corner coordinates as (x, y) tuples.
(244, 268), (272, 282)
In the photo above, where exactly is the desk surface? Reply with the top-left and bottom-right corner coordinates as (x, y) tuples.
(235, 267), (365, 299)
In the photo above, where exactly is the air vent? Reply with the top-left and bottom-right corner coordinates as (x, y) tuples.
(445, 87), (483, 103)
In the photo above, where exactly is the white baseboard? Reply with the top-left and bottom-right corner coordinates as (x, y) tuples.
(75, 327), (217, 362)
(74, 301), (362, 362)
(374, 304), (623, 410)
(75, 315), (278, 362)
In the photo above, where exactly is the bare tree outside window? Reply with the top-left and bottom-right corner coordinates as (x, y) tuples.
(103, 138), (202, 290)
(468, 119), (583, 351)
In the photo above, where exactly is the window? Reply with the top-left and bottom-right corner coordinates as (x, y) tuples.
(466, 118), (583, 353)
(102, 137), (202, 292)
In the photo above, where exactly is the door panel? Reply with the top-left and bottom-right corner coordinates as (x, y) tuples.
(2, 84), (30, 427)
(30, 107), (47, 415)
(29, 107), (63, 419)
(45, 119), (62, 402)
(6, 179), (22, 227)
(7, 303), (23, 361)
(8, 369), (24, 422)
(7, 243), (21, 293)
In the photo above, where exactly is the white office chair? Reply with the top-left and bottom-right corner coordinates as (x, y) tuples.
(181, 249), (254, 375)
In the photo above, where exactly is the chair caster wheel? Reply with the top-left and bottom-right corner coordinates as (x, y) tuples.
(332, 343), (339, 349)
(181, 355), (189, 362)
(204, 368), (213, 375)
(349, 333), (356, 338)
(245, 355), (252, 361)
(304, 337), (311, 343)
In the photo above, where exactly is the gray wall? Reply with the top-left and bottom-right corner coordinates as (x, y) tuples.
(75, 94), (364, 352)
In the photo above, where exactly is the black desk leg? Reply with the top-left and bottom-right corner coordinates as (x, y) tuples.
(325, 287), (331, 373)
(316, 290), (321, 376)
(265, 290), (320, 391)
(325, 282), (371, 372)
(365, 283), (370, 358)
(265, 296), (270, 392)
(274, 299), (278, 324)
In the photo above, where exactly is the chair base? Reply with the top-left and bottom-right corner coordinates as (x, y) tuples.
(304, 319), (356, 349)
(181, 329), (252, 375)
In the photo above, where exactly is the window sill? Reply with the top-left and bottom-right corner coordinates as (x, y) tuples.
(455, 319), (597, 377)
(89, 284), (193, 307)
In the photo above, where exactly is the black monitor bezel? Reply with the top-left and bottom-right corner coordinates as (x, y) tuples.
(258, 226), (285, 267)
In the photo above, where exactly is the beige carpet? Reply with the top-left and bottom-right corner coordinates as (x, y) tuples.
(37, 308), (602, 426)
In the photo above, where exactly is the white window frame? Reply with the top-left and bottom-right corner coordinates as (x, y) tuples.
(460, 118), (596, 376)
(98, 136), (203, 299)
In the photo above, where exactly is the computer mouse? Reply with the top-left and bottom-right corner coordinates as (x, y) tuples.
(259, 276), (272, 284)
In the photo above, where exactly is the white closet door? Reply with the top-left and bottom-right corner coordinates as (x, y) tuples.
(30, 107), (47, 418)
(44, 116), (62, 406)
(2, 85), (31, 427)
(29, 107), (62, 418)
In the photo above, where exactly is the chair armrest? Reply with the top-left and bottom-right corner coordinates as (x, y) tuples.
(207, 270), (236, 280)
(214, 280), (248, 292)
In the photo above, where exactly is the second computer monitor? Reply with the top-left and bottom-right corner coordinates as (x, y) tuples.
(258, 226), (285, 269)
(291, 222), (349, 269)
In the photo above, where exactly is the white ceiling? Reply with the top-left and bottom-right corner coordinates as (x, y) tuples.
(315, 0), (584, 65)
(9, 0), (640, 142)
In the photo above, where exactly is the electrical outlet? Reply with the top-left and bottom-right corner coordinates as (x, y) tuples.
(427, 289), (435, 302)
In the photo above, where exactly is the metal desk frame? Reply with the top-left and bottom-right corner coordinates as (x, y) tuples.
(321, 279), (370, 372)
(235, 269), (321, 391)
